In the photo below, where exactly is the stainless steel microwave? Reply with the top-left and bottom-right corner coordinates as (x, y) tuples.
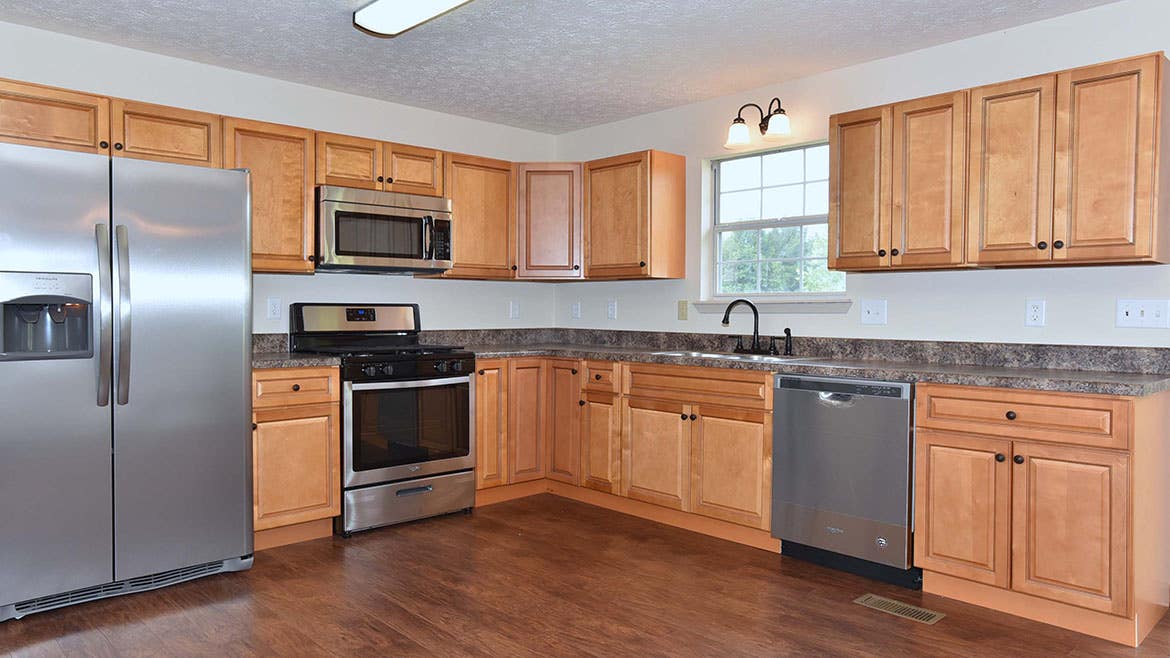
(316, 185), (453, 274)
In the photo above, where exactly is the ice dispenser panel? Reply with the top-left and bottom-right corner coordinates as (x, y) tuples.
(0, 272), (93, 361)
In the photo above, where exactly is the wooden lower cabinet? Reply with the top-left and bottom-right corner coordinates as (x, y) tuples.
(621, 396), (691, 511)
(251, 368), (341, 536)
(545, 359), (581, 484)
(508, 360), (547, 483)
(689, 404), (771, 530)
(580, 389), (621, 494)
(474, 360), (508, 489)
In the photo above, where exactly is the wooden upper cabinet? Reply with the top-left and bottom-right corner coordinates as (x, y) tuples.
(689, 404), (771, 530)
(1011, 442), (1129, 616)
(545, 359), (582, 485)
(0, 79), (110, 154)
(585, 149), (685, 280)
(891, 91), (967, 268)
(383, 142), (443, 196)
(474, 361), (508, 490)
(622, 396), (691, 511)
(829, 105), (892, 270)
(316, 132), (381, 189)
(580, 389), (621, 494)
(1053, 55), (1160, 263)
(110, 100), (222, 167)
(444, 152), (515, 279)
(967, 75), (1056, 265)
(913, 430), (1012, 587)
(508, 359), (547, 483)
(517, 163), (583, 279)
(224, 118), (315, 274)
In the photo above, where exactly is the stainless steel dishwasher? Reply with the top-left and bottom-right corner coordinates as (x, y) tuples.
(772, 375), (919, 587)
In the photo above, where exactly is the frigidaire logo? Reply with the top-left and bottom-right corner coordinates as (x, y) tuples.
(825, 526), (845, 535)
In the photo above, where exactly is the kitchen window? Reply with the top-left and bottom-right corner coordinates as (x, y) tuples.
(713, 143), (844, 295)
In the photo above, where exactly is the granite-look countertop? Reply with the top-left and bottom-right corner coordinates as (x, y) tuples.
(464, 343), (1170, 397)
(252, 351), (342, 369)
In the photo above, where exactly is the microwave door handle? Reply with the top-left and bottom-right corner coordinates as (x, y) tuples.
(423, 215), (434, 260)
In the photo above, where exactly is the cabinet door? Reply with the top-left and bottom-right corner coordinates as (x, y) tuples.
(0, 79), (110, 154)
(891, 92), (967, 268)
(621, 396), (690, 510)
(110, 99), (222, 167)
(585, 151), (650, 278)
(690, 405), (771, 529)
(315, 132), (381, 189)
(474, 361), (508, 489)
(967, 75), (1056, 265)
(383, 142), (444, 196)
(444, 153), (515, 279)
(252, 403), (340, 531)
(829, 105), (892, 270)
(517, 163), (583, 279)
(545, 359), (582, 484)
(508, 359), (546, 483)
(224, 118), (315, 274)
(1011, 442), (1129, 615)
(1053, 55), (1159, 262)
(580, 390), (621, 494)
(913, 430), (1012, 587)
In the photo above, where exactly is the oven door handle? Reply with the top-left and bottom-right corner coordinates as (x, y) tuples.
(350, 376), (470, 391)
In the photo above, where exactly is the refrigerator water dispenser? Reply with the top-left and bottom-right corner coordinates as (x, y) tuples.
(0, 271), (92, 361)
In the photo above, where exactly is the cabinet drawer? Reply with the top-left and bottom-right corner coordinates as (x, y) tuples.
(625, 362), (771, 410)
(253, 367), (340, 408)
(583, 361), (618, 392)
(916, 384), (1130, 450)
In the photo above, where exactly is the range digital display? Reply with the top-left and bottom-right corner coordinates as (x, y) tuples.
(346, 307), (377, 322)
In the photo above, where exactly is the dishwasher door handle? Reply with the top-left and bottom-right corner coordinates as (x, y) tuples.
(816, 391), (856, 408)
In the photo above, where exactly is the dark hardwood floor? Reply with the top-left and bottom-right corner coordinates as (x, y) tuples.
(2, 494), (1168, 657)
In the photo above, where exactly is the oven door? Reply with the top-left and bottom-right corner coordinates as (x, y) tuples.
(343, 375), (475, 488)
(319, 200), (447, 271)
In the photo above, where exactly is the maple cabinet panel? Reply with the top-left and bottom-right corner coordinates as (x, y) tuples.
(621, 396), (690, 510)
(316, 132), (381, 189)
(444, 152), (515, 279)
(829, 105), (892, 270)
(475, 361), (508, 490)
(508, 359), (547, 483)
(545, 359), (582, 485)
(0, 79), (109, 154)
(224, 118), (315, 273)
(111, 99), (222, 167)
(517, 163), (583, 279)
(384, 142), (443, 196)
(580, 389), (621, 494)
(252, 403), (340, 531)
(689, 405), (771, 529)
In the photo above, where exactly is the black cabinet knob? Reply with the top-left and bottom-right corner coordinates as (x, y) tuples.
(1013, 455), (1024, 465)
(252, 422), (258, 431)
(639, 261), (646, 267)
(1053, 240), (1065, 249)
(1005, 410), (1016, 420)
(890, 248), (900, 256)
(681, 413), (688, 420)
(1037, 241), (1048, 250)
(386, 177), (394, 183)
(573, 265), (580, 270)
(995, 453), (1005, 462)
(478, 369), (485, 375)
(99, 140), (109, 149)
(595, 374), (602, 380)
(377, 176), (384, 182)
(878, 249), (887, 257)
(114, 143), (123, 151)
(571, 369), (578, 375)
(511, 265), (517, 271)
(689, 414), (697, 421)
(291, 384), (301, 391)
(579, 400), (586, 406)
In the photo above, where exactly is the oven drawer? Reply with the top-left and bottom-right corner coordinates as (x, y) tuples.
(253, 367), (340, 409)
(340, 470), (476, 533)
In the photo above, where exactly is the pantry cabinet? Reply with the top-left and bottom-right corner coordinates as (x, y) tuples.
(0, 79), (110, 154)
(224, 118), (316, 273)
(545, 359), (582, 484)
(444, 152), (516, 279)
(584, 149), (686, 279)
(517, 163), (584, 279)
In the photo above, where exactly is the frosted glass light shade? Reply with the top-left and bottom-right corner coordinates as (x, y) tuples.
(764, 112), (791, 139)
(724, 120), (751, 149)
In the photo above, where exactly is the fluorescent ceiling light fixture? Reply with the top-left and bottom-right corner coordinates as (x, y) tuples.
(354, 0), (473, 37)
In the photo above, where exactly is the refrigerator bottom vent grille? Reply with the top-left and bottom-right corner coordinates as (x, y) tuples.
(10, 561), (226, 618)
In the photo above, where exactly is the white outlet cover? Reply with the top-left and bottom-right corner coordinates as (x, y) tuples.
(606, 299), (618, 320)
(508, 300), (520, 320)
(1024, 299), (1046, 327)
(860, 299), (887, 325)
(266, 296), (282, 320)
(570, 301), (581, 320)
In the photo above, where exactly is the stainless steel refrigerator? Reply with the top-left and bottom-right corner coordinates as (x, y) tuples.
(0, 141), (253, 620)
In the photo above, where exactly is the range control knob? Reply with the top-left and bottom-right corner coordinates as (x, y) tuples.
(434, 360), (449, 373)
(451, 361), (464, 372)
(362, 365), (379, 377)
(380, 364), (395, 376)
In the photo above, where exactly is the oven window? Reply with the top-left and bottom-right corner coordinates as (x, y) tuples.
(351, 382), (470, 471)
(334, 211), (424, 259)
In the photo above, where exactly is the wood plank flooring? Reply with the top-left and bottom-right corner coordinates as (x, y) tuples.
(2, 494), (1168, 657)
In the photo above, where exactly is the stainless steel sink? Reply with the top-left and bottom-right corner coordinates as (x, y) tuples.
(649, 350), (809, 364)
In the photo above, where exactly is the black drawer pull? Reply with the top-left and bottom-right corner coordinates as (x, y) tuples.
(1005, 410), (1016, 420)
(594, 374), (602, 380)
(571, 369), (578, 374)
(291, 384), (301, 392)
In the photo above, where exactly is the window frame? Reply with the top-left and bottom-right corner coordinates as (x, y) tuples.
(710, 141), (843, 299)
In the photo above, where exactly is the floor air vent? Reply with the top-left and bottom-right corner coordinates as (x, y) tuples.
(853, 593), (945, 625)
(9, 560), (227, 619)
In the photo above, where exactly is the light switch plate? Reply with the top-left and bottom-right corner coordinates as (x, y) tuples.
(266, 296), (282, 320)
(677, 300), (689, 321)
(860, 299), (887, 325)
(1117, 299), (1170, 328)
(606, 299), (618, 320)
(570, 301), (581, 320)
(1024, 299), (1046, 327)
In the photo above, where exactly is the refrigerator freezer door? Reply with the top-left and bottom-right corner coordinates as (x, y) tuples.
(111, 158), (252, 580)
(0, 143), (114, 605)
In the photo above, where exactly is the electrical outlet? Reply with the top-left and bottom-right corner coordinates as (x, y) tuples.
(677, 300), (689, 321)
(860, 299), (887, 325)
(1025, 299), (1046, 327)
(266, 297), (282, 321)
(508, 300), (520, 320)
(570, 301), (581, 320)
(606, 299), (618, 320)
(1117, 299), (1170, 328)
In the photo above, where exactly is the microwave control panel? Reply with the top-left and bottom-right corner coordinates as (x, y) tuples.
(431, 219), (452, 261)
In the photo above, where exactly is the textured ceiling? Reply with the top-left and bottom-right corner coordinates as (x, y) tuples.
(0, 0), (1118, 133)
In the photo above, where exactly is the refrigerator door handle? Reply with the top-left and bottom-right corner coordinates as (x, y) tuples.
(115, 224), (132, 405)
(96, 223), (112, 407)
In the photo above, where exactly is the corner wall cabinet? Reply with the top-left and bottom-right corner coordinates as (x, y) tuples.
(830, 52), (1170, 272)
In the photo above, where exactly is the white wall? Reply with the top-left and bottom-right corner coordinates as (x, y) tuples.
(0, 21), (558, 333)
(554, 0), (1170, 347)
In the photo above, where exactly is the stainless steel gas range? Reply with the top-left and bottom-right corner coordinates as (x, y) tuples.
(289, 303), (475, 535)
